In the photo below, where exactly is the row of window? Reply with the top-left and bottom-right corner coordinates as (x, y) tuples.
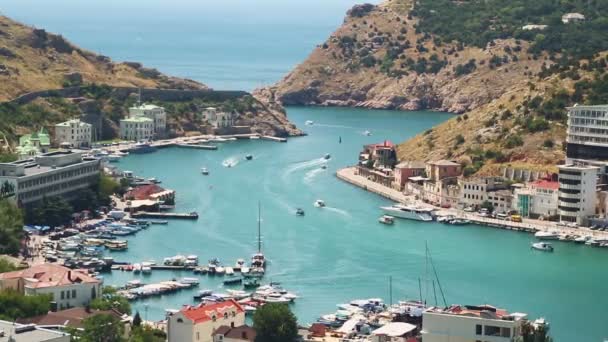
(18, 164), (99, 190)
(475, 324), (511, 337)
(569, 109), (608, 118)
(463, 184), (486, 191)
(570, 118), (608, 126)
(18, 175), (98, 201)
(60, 289), (77, 300)
(568, 134), (608, 144)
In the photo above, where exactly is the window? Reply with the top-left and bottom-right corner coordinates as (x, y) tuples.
(176, 318), (183, 323)
(72, 290), (76, 298)
(60, 291), (65, 300)
(501, 327), (511, 337)
(196, 332), (200, 340)
(484, 325), (501, 336)
(475, 324), (482, 335)
(223, 312), (228, 319)
(66, 291), (70, 299)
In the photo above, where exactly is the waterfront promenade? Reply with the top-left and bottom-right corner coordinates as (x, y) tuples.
(337, 167), (608, 240)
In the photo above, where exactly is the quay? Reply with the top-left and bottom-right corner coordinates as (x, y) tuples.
(261, 135), (287, 142)
(337, 167), (608, 240)
(175, 144), (218, 150)
(150, 265), (195, 271)
(131, 212), (199, 220)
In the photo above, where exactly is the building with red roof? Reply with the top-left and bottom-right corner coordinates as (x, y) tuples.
(167, 299), (245, 342)
(125, 184), (175, 203)
(0, 263), (102, 310)
(513, 177), (559, 218)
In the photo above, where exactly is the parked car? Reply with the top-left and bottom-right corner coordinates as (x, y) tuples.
(463, 207), (474, 212)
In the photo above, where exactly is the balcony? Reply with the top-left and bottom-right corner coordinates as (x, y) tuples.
(559, 201), (580, 209)
(558, 191), (580, 199)
(558, 183), (581, 190)
(558, 173), (581, 181)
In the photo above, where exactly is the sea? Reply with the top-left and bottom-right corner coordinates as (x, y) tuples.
(1, 1), (607, 340)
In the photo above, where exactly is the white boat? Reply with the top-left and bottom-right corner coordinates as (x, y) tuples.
(141, 266), (152, 274)
(107, 154), (122, 162)
(534, 231), (560, 240)
(201, 168), (209, 175)
(314, 199), (326, 208)
(264, 296), (291, 304)
(363, 130), (372, 136)
(378, 215), (395, 225)
(574, 235), (592, 244)
(216, 266), (226, 275)
(241, 266), (250, 274)
(531, 242), (554, 252)
(250, 135), (260, 140)
(449, 218), (470, 225)
(225, 267), (234, 275)
(380, 204), (434, 221)
(305, 120), (314, 125)
(133, 263), (142, 273)
(180, 277), (200, 285)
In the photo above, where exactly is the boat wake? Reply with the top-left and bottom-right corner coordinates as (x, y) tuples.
(303, 167), (326, 184)
(281, 158), (326, 182)
(324, 206), (351, 218)
(222, 156), (240, 168)
(313, 123), (359, 130)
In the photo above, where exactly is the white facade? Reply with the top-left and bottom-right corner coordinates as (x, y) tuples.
(460, 177), (512, 212)
(513, 181), (559, 218)
(558, 164), (598, 224)
(24, 281), (101, 311)
(120, 116), (154, 142)
(566, 104), (608, 148)
(562, 13), (585, 24)
(129, 104), (167, 137)
(202, 107), (235, 128)
(167, 300), (245, 342)
(54, 119), (92, 148)
(0, 320), (70, 342)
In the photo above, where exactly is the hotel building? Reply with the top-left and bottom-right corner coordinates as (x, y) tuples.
(558, 164), (598, 224)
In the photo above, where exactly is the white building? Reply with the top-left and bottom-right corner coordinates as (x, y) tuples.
(513, 179), (559, 218)
(167, 299), (245, 342)
(562, 12), (585, 24)
(0, 150), (101, 207)
(521, 24), (547, 31)
(460, 177), (512, 212)
(202, 107), (235, 128)
(129, 104), (167, 137)
(0, 319), (70, 342)
(54, 119), (92, 148)
(0, 264), (102, 311)
(558, 164), (598, 224)
(119, 116), (155, 142)
(565, 104), (608, 162)
(421, 304), (529, 342)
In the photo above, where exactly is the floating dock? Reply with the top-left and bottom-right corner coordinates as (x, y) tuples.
(131, 212), (199, 220)
(176, 144), (218, 150)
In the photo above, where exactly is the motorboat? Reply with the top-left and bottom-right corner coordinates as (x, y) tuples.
(436, 215), (454, 223)
(133, 263), (142, 273)
(314, 199), (326, 208)
(321, 165), (328, 170)
(531, 242), (554, 252)
(141, 266), (152, 274)
(216, 266), (226, 275)
(323, 153), (331, 160)
(180, 278), (200, 286)
(534, 231), (560, 240)
(225, 267), (234, 275)
(223, 276), (243, 285)
(296, 208), (305, 216)
(305, 120), (314, 125)
(574, 235), (592, 244)
(106, 154), (122, 163)
(130, 142), (157, 154)
(363, 130), (372, 136)
(193, 289), (213, 300)
(449, 219), (470, 225)
(245, 154), (253, 160)
(378, 215), (395, 225)
(380, 204), (434, 221)
(244, 278), (260, 289)
(201, 167), (209, 175)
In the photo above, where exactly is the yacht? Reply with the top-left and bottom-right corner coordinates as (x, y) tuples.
(449, 218), (470, 225)
(380, 204), (434, 221)
(531, 242), (554, 252)
(314, 199), (326, 208)
(534, 231), (560, 240)
(130, 142), (157, 154)
(574, 235), (592, 244)
(245, 154), (253, 160)
(378, 215), (395, 225)
(201, 167), (209, 175)
(305, 120), (314, 126)
(107, 154), (122, 163)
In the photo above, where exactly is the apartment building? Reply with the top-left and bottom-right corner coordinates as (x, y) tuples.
(460, 177), (513, 212)
(202, 107), (235, 129)
(558, 164), (598, 224)
(426, 160), (461, 182)
(129, 103), (167, 137)
(565, 104), (608, 161)
(513, 179), (559, 218)
(54, 119), (92, 148)
(119, 116), (155, 142)
(0, 150), (101, 207)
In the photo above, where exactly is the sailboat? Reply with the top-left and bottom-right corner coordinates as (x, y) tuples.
(249, 202), (266, 278)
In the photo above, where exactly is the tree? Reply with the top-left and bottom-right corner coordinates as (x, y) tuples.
(128, 326), (166, 342)
(98, 174), (120, 205)
(0, 199), (23, 255)
(26, 196), (73, 227)
(253, 303), (298, 342)
(0, 289), (51, 320)
(515, 320), (553, 342)
(90, 287), (131, 315)
(133, 311), (142, 327)
(80, 313), (124, 342)
(0, 258), (18, 273)
(480, 201), (494, 213)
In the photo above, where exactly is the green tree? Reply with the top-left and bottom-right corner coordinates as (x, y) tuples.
(133, 311), (142, 327)
(26, 196), (73, 227)
(99, 174), (120, 205)
(0, 199), (23, 255)
(0, 289), (51, 320)
(480, 201), (494, 213)
(253, 303), (298, 342)
(90, 287), (131, 315)
(80, 313), (125, 342)
(128, 326), (166, 342)
(0, 258), (18, 273)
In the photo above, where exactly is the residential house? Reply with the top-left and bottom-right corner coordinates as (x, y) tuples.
(202, 107), (235, 129)
(513, 178), (559, 218)
(393, 161), (426, 191)
(426, 160), (461, 182)
(129, 104), (167, 138)
(0, 319), (70, 342)
(561, 12), (585, 24)
(359, 141), (397, 169)
(17, 307), (130, 334)
(423, 179), (460, 208)
(0, 264), (102, 311)
(521, 24), (547, 30)
(421, 304), (532, 342)
(54, 119), (92, 148)
(17, 128), (51, 160)
(558, 164), (598, 224)
(460, 177), (512, 212)
(0, 150), (101, 207)
(212, 325), (256, 342)
(119, 116), (155, 142)
(167, 299), (245, 342)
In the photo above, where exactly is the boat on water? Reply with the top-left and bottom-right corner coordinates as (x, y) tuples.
(314, 199), (326, 208)
(106, 154), (122, 163)
(130, 142), (157, 154)
(244, 278), (260, 289)
(378, 215), (395, 225)
(105, 240), (128, 251)
(225, 267), (234, 275)
(296, 208), (305, 216)
(449, 218), (470, 225)
(436, 215), (454, 223)
(141, 266), (152, 274)
(534, 231), (560, 240)
(531, 242), (554, 252)
(574, 235), (592, 244)
(323, 153), (331, 160)
(223, 276), (243, 285)
(216, 266), (226, 275)
(201, 167), (209, 175)
(193, 289), (213, 300)
(305, 120), (314, 125)
(320, 164), (328, 170)
(363, 130), (372, 136)
(380, 204), (434, 221)
(245, 154), (253, 160)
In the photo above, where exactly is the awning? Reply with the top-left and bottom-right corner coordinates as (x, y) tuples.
(372, 322), (417, 337)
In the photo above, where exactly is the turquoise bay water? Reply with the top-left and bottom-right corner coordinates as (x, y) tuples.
(107, 107), (607, 341)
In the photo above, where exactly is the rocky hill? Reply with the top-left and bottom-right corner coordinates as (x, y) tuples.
(263, 0), (608, 174)
(0, 15), (300, 143)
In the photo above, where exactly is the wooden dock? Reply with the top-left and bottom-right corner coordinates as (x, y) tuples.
(176, 144), (218, 150)
(131, 212), (199, 220)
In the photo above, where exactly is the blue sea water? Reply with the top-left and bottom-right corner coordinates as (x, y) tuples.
(1, 1), (607, 341)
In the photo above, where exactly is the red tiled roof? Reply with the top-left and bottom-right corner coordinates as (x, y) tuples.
(125, 184), (166, 200)
(0, 263), (100, 288)
(532, 179), (559, 190)
(181, 299), (244, 324)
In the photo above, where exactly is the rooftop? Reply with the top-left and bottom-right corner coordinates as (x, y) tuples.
(426, 304), (527, 321)
(179, 299), (244, 324)
(567, 104), (607, 110)
(559, 164), (600, 171)
(371, 322), (417, 337)
(131, 103), (163, 110)
(55, 119), (91, 127)
(395, 161), (426, 169)
(121, 116), (153, 123)
(213, 325), (256, 341)
(531, 179), (559, 190)
(125, 184), (170, 200)
(0, 320), (70, 342)
(17, 308), (125, 329)
(428, 160), (460, 166)
(366, 140), (395, 149)
(0, 263), (100, 289)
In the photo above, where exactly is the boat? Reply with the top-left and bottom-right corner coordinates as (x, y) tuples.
(216, 266), (226, 275)
(364, 130), (372, 136)
(380, 204), (434, 221)
(193, 289), (213, 300)
(180, 278), (200, 286)
(141, 266), (152, 274)
(449, 218), (470, 225)
(223, 276), (243, 285)
(130, 142), (157, 154)
(225, 267), (234, 275)
(250, 202), (266, 273)
(436, 215), (454, 223)
(148, 178), (161, 184)
(244, 278), (260, 289)
(320, 165), (328, 170)
(323, 153), (331, 160)
(378, 215), (395, 225)
(534, 231), (560, 240)
(314, 199), (326, 208)
(586, 239), (601, 247)
(245, 154), (253, 160)
(105, 240), (128, 251)
(106, 154), (122, 163)
(133, 263), (142, 273)
(305, 120), (314, 125)
(574, 235), (592, 244)
(201, 167), (209, 175)
(296, 208), (305, 216)
(531, 242), (554, 252)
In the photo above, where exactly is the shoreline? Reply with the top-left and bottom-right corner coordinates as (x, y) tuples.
(336, 166), (608, 241)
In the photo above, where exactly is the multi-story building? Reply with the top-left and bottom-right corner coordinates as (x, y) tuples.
(54, 119), (92, 148)
(460, 177), (512, 212)
(0, 264), (102, 311)
(513, 179), (559, 218)
(565, 104), (608, 162)
(0, 319), (71, 342)
(558, 164), (598, 224)
(202, 107), (235, 129)
(167, 299), (245, 342)
(129, 104), (167, 137)
(421, 304), (529, 342)
(119, 116), (155, 142)
(393, 161), (426, 190)
(0, 150), (101, 207)
(359, 141), (397, 169)
(426, 160), (461, 182)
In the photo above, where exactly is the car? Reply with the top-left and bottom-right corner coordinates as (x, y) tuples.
(566, 222), (578, 228)
(463, 207), (475, 212)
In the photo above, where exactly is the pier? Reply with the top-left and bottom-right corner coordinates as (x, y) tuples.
(131, 212), (199, 220)
(175, 144), (218, 150)
(261, 135), (287, 142)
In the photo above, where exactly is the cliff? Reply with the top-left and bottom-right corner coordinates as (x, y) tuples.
(263, 0), (608, 174)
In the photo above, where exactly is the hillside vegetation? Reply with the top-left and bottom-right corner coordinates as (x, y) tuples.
(263, 0), (608, 174)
